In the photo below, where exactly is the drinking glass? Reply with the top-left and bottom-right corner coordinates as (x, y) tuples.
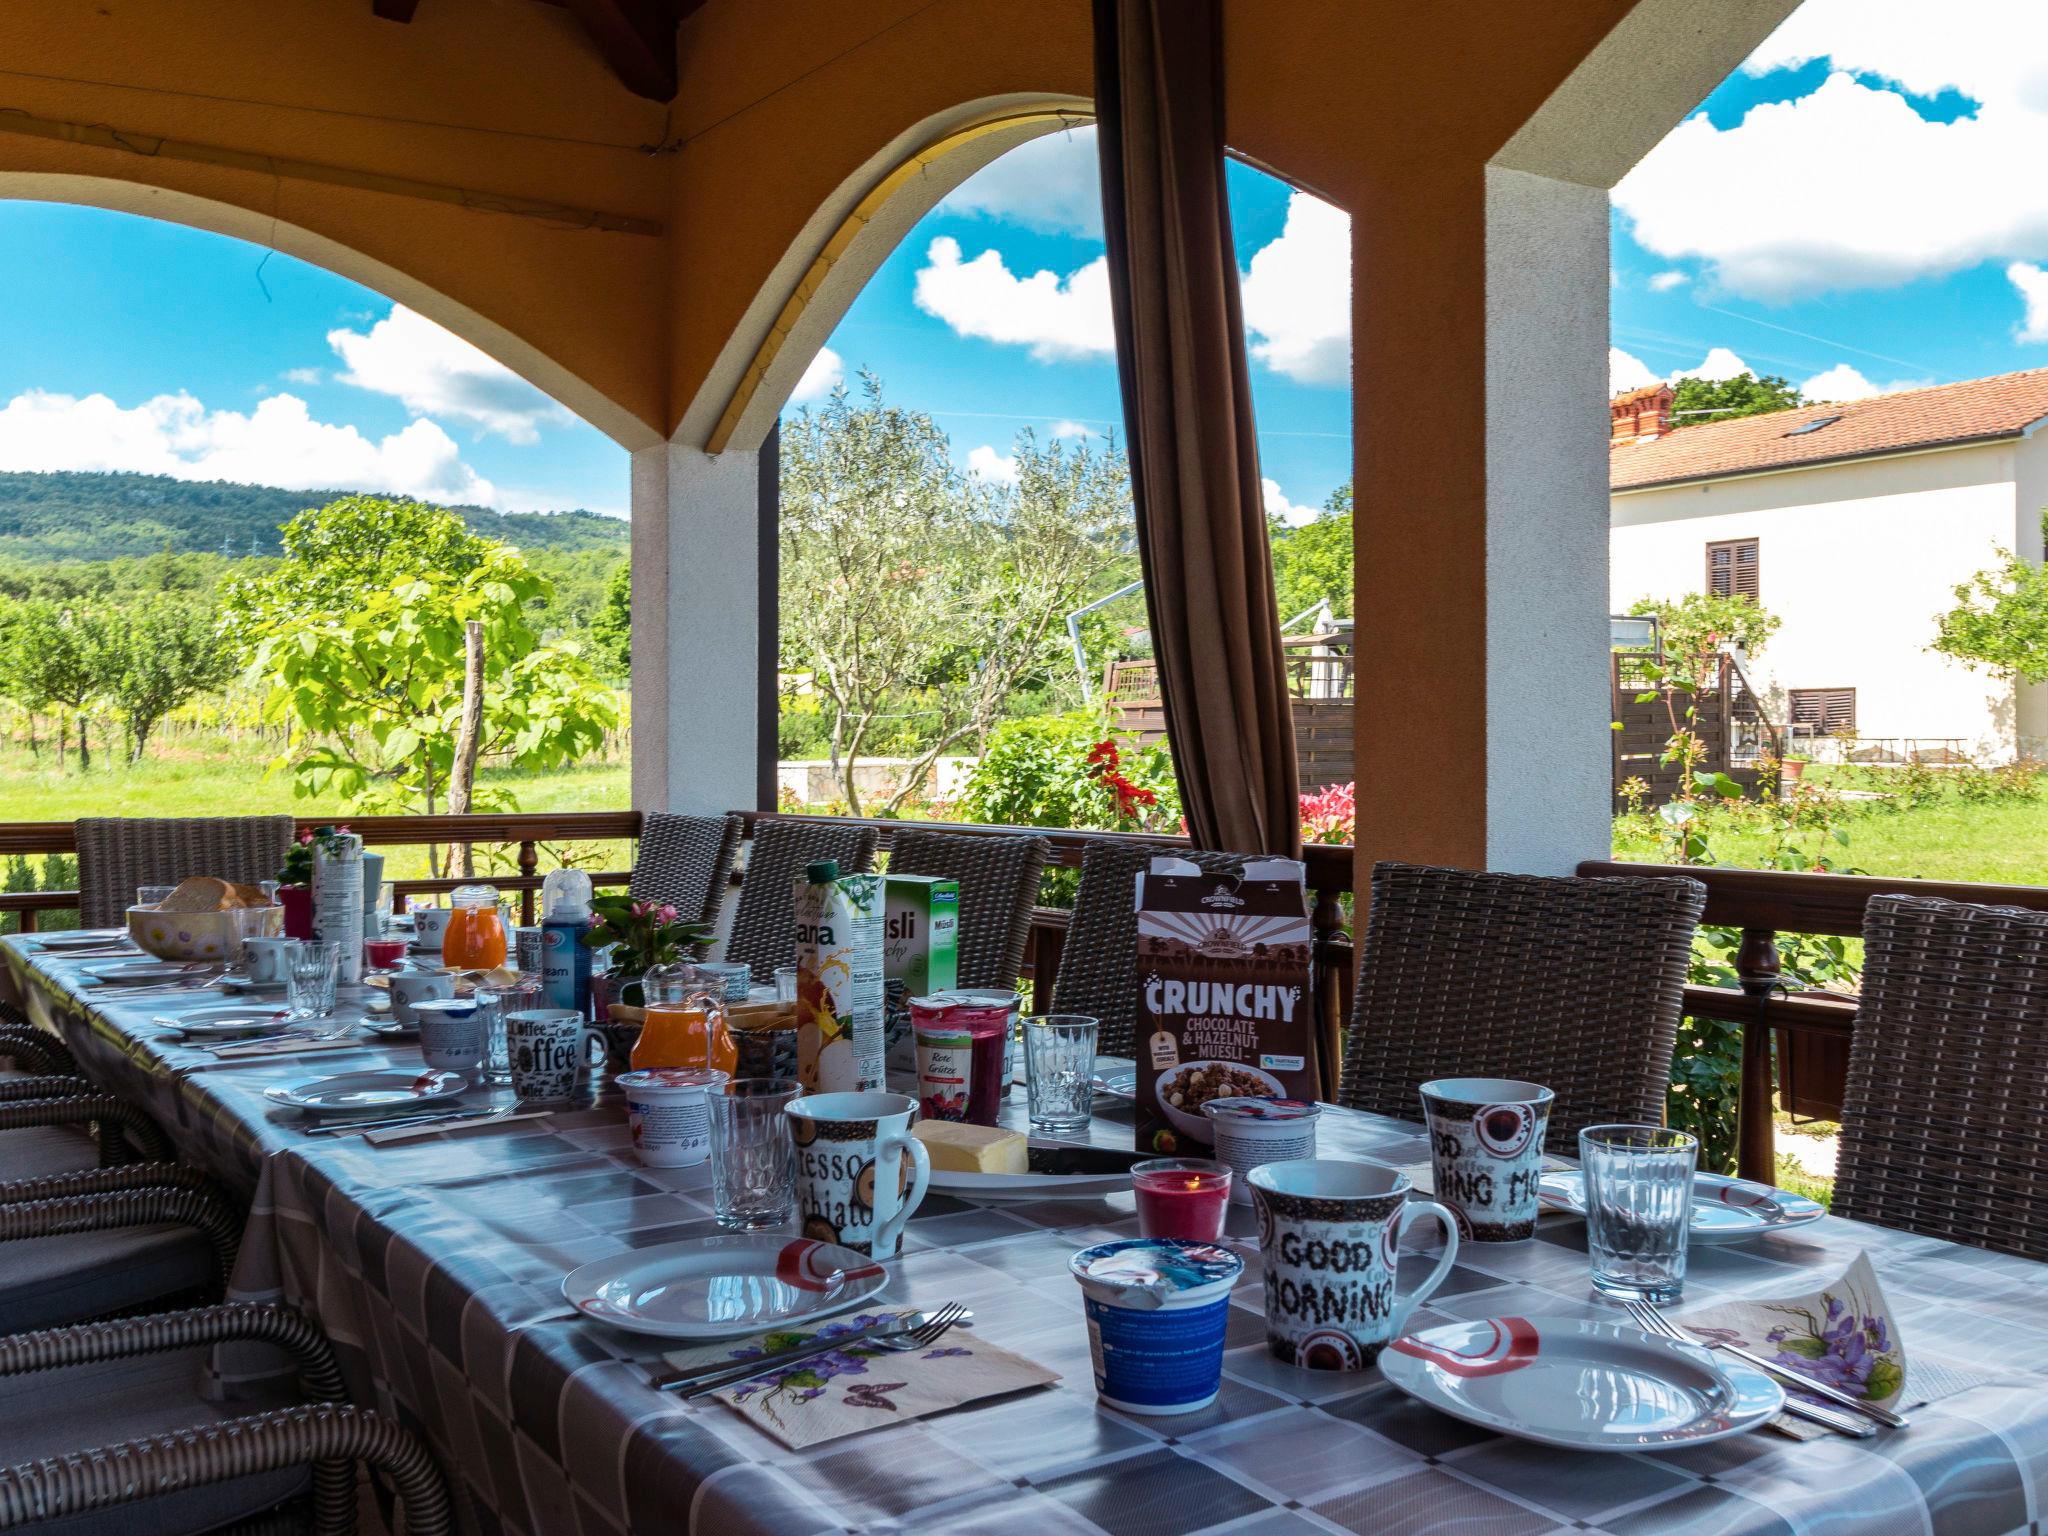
(707, 1077), (801, 1230)
(1023, 1013), (1098, 1131)
(136, 885), (176, 908)
(284, 940), (342, 1028)
(1580, 1125), (1699, 1303)
(475, 977), (541, 1086)
(773, 966), (799, 1004)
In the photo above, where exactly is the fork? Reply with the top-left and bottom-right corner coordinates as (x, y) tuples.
(1623, 1301), (1897, 1434)
(669, 1303), (971, 1400)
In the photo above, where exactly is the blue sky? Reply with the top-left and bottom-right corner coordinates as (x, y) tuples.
(4, 0), (2047, 522)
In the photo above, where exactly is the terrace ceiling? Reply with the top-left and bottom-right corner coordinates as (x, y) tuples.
(373, 0), (709, 101)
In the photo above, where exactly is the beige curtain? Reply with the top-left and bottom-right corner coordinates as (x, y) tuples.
(1093, 0), (1301, 858)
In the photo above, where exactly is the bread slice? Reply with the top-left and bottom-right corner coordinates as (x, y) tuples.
(155, 876), (230, 913)
(222, 881), (270, 909)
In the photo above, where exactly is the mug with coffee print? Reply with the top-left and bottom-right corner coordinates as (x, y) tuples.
(1247, 1159), (1459, 1370)
(1420, 1078), (1555, 1241)
(387, 970), (455, 1027)
(241, 935), (295, 985)
(784, 1091), (930, 1259)
(507, 1008), (604, 1102)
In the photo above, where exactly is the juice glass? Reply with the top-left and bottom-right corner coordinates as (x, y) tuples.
(441, 883), (507, 970)
(633, 965), (737, 1075)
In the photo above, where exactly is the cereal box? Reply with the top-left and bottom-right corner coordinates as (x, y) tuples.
(1134, 856), (1313, 1156)
(882, 874), (959, 1078)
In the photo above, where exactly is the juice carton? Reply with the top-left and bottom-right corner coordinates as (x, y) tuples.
(883, 875), (959, 1078)
(793, 860), (885, 1093)
(1133, 856), (1314, 1156)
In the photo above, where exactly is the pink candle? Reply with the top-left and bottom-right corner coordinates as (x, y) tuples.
(1132, 1158), (1232, 1242)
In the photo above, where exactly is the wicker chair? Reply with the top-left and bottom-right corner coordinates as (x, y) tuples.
(1338, 862), (1707, 1145)
(1048, 841), (1250, 1055)
(723, 820), (879, 984)
(0, 1029), (78, 1081)
(631, 812), (744, 958)
(75, 816), (298, 930)
(1833, 894), (2048, 1262)
(886, 828), (1051, 992)
(0, 1303), (452, 1533)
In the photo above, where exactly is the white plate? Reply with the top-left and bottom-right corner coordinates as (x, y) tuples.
(1540, 1170), (1826, 1244)
(928, 1166), (1134, 1200)
(1382, 1316), (1784, 1451)
(34, 932), (132, 952)
(1093, 1058), (1136, 1100)
(362, 1017), (420, 1040)
(155, 1004), (292, 1038)
(562, 1235), (888, 1340)
(216, 974), (287, 994)
(1156, 1058), (1287, 1144)
(264, 1069), (468, 1116)
(84, 960), (213, 984)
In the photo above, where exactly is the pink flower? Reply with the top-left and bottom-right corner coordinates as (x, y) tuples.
(297, 829), (315, 845)
(657, 904), (680, 925)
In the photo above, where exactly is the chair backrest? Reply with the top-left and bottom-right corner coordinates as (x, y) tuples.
(723, 819), (880, 983)
(1833, 893), (2048, 1261)
(1338, 862), (1706, 1145)
(1049, 840), (1250, 1054)
(74, 816), (299, 930)
(885, 828), (1051, 992)
(631, 813), (743, 955)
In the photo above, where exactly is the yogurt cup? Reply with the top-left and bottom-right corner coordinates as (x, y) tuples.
(617, 1067), (729, 1168)
(1069, 1237), (1243, 1415)
(411, 996), (485, 1074)
(1202, 1097), (1322, 1205)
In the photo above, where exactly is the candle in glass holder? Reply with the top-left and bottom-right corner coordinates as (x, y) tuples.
(1132, 1158), (1232, 1241)
(364, 937), (407, 972)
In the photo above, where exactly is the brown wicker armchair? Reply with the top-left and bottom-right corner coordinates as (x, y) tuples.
(1338, 862), (1707, 1145)
(886, 828), (1051, 991)
(0, 1303), (452, 1533)
(1048, 841), (1250, 1055)
(74, 816), (298, 930)
(1833, 894), (2048, 1261)
(723, 819), (879, 984)
(631, 812), (744, 959)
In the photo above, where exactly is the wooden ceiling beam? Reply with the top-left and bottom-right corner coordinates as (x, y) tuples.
(371, 0), (421, 21)
(562, 0), (684, 102)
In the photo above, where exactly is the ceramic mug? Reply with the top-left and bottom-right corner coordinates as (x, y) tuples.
(412, 997), (484, 1075)
(785, 1090), (931, 1259)
(1420, 1077), (1556, 1241)
(412, 906), (453, 953)
(506, 1008), (604, 1102)
(242, 935), (294, 985)
(386, 970), (455, 1027)
(1247, 1159), (1460, 1370)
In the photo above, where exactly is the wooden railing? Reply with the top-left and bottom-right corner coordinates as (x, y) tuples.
(1579, 859), (2048, 1182)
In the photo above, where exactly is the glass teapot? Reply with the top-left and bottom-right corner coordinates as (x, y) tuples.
(632, 962), (738, 1076)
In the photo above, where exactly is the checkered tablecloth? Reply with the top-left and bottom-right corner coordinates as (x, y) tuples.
(6, 934), (2047, 1536)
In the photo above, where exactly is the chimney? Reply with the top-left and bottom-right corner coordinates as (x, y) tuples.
(1610, 383), (1675, 443)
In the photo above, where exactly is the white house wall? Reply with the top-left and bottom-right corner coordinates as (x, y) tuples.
(1610, 442), (2022, 759)
(2013, 429), (2048, 751)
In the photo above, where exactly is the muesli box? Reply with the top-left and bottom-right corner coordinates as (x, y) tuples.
(1134, 855), (1313, 1156)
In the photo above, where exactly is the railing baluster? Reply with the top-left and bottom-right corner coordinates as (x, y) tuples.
(20, 910), (35, 935)
(517, 840), (539, 926)
(1311, 883), (1347, 1099)
(1734, 926), (1782, 1185)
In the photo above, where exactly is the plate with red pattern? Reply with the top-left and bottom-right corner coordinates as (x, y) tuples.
(562, 1236), (887, 1340)
(1381, 1316), (1783, 1451)
(1540, 1170), (1825, 1244)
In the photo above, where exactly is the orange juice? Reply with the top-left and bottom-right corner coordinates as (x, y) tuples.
(632, 1003), (737, 1076)
(442, 886), (507, 970)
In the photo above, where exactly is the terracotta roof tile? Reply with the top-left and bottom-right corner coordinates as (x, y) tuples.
(1610, 367), (2048, 491)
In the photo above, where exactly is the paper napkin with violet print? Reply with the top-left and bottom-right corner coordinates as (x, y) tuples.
(1679, 1252), (1993, 1439)
(662, 1311), (1058, 1450)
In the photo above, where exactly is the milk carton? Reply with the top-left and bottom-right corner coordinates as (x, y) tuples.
(883, 875), (959, 1079)
(793, 860), (885, 1093)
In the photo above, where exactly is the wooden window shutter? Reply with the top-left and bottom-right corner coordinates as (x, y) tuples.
(1706, 538), (1760, 601)
(1788, 688), (1855, 736)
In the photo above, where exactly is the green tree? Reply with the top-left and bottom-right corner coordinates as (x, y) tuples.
(779, 375), (1125, 814)
(1932, 536), (2048, 682)
(4, 599), (117, 770)
(1671, 372), (1803, 426)
(1269, 482), (1353, 623)
(959, 711), (1179, 834)
(220, 497), (618, 869)
(103, 595), (238, 762)
(1626, 590), (1782, 689)
(591, 556), (633, 678)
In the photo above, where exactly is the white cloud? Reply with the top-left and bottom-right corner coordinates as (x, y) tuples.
(966, 445), (1019, 484)
(281, 367), (323, 385)
(1647, 271), (1689, 292)
(0, 388), (500, 506)
(1616, 19), (2048, 303)
(1049, 419), (1094, 439)
(1262, 478), (1317, 528)
(327, 305), (569, 444)
(1241, 192), (1350, 386)
(1610, 347), (1662, 394)
(940, 128), (1102, 236)
(2009, 261), (2048, 341)
(790, 346), (844, 404)
(1800, 362), (1932, 400)
(912, 237), (1114, 361)
(1671, 347), (1754, 383)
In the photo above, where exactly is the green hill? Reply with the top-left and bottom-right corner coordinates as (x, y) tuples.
(0, 470), (628, 562)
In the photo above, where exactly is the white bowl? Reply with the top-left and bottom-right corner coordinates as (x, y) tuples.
(1156, 1059), (1287, 1144)
(127, 903), (278, 962)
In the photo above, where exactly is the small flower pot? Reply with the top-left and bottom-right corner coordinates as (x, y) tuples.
(278, 884), (315, 939)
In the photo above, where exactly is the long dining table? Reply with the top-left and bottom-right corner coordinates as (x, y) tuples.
(5, 932), (2048, 1536)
